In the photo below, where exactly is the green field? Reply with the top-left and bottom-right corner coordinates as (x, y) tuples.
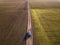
(31, 8), (60, 45)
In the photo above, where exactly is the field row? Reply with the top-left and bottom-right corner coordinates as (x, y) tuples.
(31, 9), (60, 45)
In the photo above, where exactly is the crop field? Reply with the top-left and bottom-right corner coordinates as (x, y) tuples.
(0, 3), (27, 45)
(0, 2), (60, 45)
(31, 8), (60, 45)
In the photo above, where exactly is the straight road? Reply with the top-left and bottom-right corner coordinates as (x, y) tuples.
(26, 0), (33, 45)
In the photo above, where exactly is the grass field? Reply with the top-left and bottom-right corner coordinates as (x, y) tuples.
(31, 8), (60, 45)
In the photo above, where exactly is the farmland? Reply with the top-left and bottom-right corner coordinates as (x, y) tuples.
(30, 2), (60, 9)
(0, 2), (60, 45)
(31, 8), (60, 45)
(0, 3), (27, 45)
